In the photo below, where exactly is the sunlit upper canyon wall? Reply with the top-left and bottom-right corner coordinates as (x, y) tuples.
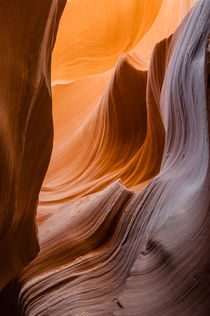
(40, 0), (198, 209)
(0, 0), (210, 315)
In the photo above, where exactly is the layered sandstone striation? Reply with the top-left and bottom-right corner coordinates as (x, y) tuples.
(1, 0), (210, 315)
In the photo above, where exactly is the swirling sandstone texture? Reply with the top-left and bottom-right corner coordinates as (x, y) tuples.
(1, 0), (210, 315)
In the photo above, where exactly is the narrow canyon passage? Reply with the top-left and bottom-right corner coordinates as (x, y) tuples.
(0, 0), (210, 315)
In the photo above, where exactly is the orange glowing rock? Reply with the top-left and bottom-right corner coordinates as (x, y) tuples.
(1, 1), (210, 315)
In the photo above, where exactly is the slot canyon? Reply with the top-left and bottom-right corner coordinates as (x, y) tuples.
(0, 0), (210, 315)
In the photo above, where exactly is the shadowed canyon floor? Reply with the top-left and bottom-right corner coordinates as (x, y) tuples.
(0, 0), (210, 315)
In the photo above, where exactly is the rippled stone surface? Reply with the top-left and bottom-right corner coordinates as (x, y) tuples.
(0, 0), (210, 315)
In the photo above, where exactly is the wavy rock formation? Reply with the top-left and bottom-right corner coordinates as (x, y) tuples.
(51, 0), (163, 82)
(39, 0), (198, 212)
(1, 0), (210, 315)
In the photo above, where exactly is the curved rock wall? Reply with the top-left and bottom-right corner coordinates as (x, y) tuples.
(1, 0), (210, 315)
(0, 0), (66, 290)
